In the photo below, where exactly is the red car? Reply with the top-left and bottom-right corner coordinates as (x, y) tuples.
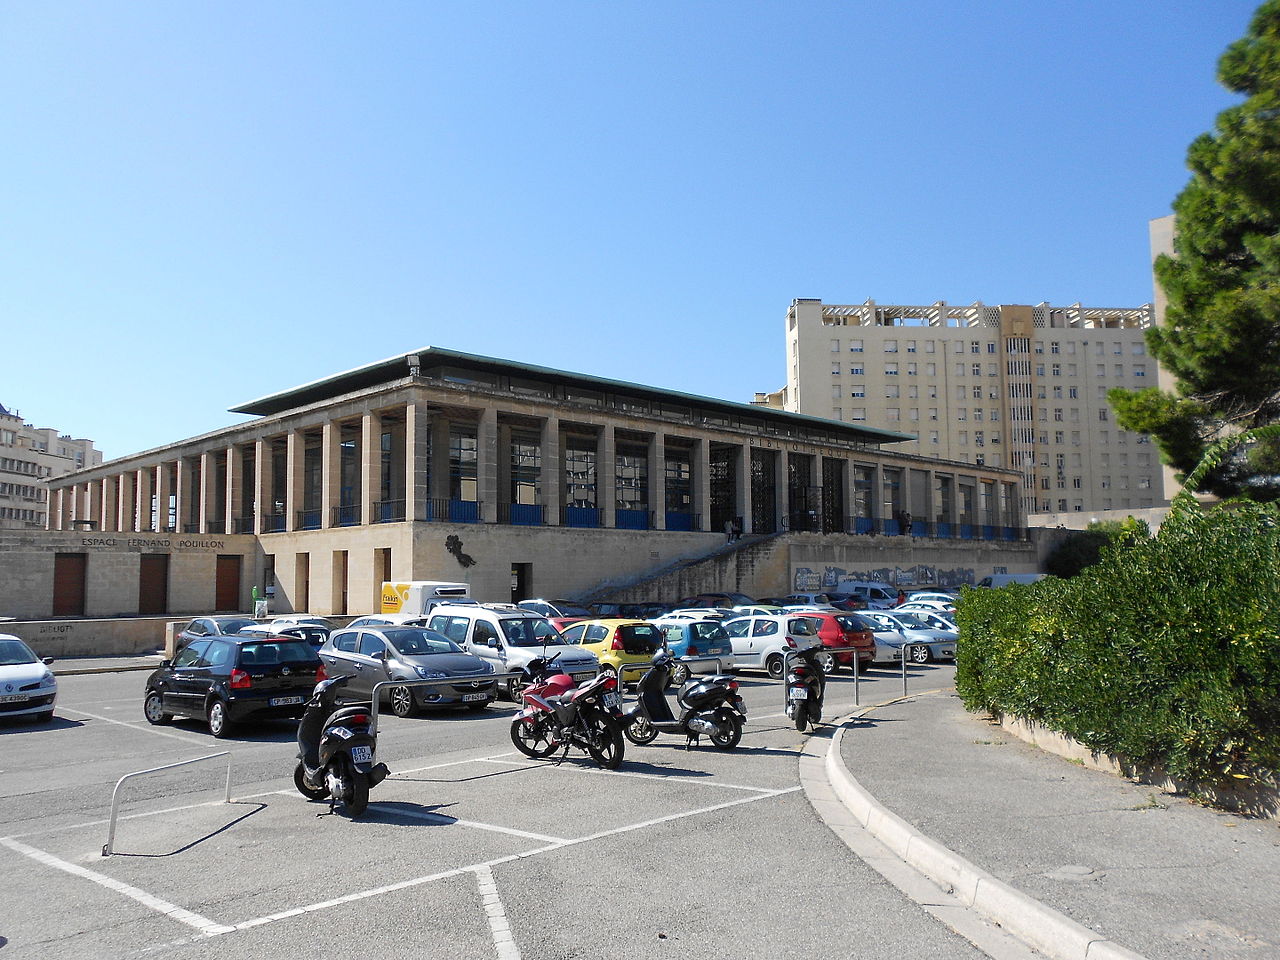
(798, 612), (875, 673)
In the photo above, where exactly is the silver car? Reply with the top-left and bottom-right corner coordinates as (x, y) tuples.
(320, 625), (498, 717)
(859, 611), (957, 664)
(0, 635), (57, 723)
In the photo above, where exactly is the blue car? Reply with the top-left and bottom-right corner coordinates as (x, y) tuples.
(652, 619), (735, 684)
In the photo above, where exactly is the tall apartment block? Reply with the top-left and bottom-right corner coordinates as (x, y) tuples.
(768, 299), (1161, 516)
(0, 403), (103, 529)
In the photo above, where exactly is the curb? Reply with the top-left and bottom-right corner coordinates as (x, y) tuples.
(54, 663), (160, 676)
(819, 705), (1148, 960)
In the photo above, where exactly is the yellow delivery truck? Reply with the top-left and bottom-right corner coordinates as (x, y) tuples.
(380, 581), (472, 616)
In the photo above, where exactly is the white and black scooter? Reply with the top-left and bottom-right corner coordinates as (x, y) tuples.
(622, 651), (746, 749)
(294, 676), (390, 817)
(785, 639), (826, 733)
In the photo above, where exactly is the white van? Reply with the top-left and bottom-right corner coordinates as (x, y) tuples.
(834, 580), (899, 610)
(975, 573), (1045, 588)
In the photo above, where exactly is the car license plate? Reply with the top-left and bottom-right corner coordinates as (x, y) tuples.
(788, 687), (808, 700)
(350, 745), (373, 764)
(462, 692), (488, 702)
(270, 696), (304, 706)
(0, 694), (28, 703)
(603, 691), (620, 708)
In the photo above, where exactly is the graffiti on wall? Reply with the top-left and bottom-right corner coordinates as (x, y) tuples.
(792, 564), (975, 592)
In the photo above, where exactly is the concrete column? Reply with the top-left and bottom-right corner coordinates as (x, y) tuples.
(844, 458), (859, 531)
(598, 424), (616, 528)
(695, 438), (711, 532)
(478, 407), (498, 522)
(83, 479), (100, 528)
(733, 444), (752, 535)
(872, 463), (885, 526)
(199, 452), (216, 534)
(649, 431), (666, 530)
(926, 470), (938, 532)
(542, 416), (560, 526)
(135, 467), (153, 532)
(430, 417), (450, 501)
(224, 446), (243, 536)
(49, 487), (63, 530)
(321, 422), (340, 528)
(287, 429), (305, 531)
(254, 439), (273, 534)
(154, 463), (172, 532)
(119, 472), (136, 533)
(176, 459), (193, 533)
(774, 449), (789, 533)
(360, 412), (379, 526)
(100, 476), (117, 532)
(405, 403), (431, 522)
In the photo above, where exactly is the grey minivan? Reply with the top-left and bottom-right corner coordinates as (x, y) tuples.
(319, 625), (498, 717)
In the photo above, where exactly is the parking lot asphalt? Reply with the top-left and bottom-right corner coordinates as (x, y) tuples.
(2, 661), (986, 960)
(16, 658), (1279, 960)
(830, 690), (1280, 960)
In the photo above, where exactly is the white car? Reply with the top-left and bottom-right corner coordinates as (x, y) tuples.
(909, 611), (957, 633)
(269, 614), (334, 630)
(346, 613), (433, 628)
(859, 611), (957, 664)
(720, 614), (820, 679)
(0, 635), (57, 723)
(896, 599), (956, 614)
(904, 591), (957, 604)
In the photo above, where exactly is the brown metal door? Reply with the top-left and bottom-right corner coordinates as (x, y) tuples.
(52, 553), (87, 616)
(215, 555), (242, 612)
(138, 554), (170, 615)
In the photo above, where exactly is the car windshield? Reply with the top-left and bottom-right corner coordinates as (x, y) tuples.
(239, 640), (318, 664)
(0, 638), (38, 666)
(500, 618), (566, 647)
(692, 622), (728, 642)
(382, 627), (463, 655)
(221, 618), (257, 634)
(892, 613), (931, 628)
(835, 615), (867, 631)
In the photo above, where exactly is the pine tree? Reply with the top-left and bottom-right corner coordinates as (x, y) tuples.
(1111, 0), (1280, 498)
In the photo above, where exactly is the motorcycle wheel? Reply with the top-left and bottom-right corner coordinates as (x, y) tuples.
(510, 716), (559, 758)
(293, 761), (329, 801)
(585, 716), (625, 770)
(794, 703), (808, 733)
(709, 713), (742, 750)
(347, 768), (369, 817)
(624, 715), (659, 745)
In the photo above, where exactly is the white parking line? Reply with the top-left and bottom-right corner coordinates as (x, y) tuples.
(58, 707), (215, 747)
(0, 836), (234, 937)
(476, 865), (521, 960)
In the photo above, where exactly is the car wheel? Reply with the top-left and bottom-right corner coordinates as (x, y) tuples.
(815, 651), (838, 675)
(207, 699), (233, 738)
(389, 685), (416, 718)
(670, 662), (691, 686)
(910, 644), (931, 664)
(765, 654), (785, 681)
(143, 690), (172, 725)
(505, 675), (528, 701)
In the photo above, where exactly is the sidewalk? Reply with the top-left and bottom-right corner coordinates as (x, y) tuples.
(830, 689), (1279, 960)
(50, 653), (165, 675)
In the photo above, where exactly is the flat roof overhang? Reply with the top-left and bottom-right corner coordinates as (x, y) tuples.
(230, 346), (916, 446)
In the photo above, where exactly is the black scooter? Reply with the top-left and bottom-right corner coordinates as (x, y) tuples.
(786, 642), (825, 733)
(622, 652), (746, 749)
(294, 676), (390, 817)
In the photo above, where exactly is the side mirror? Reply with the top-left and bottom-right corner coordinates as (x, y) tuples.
(160, 659), (173, 668)
(42, 657), (55, 665)
(487, 637), (499, 649)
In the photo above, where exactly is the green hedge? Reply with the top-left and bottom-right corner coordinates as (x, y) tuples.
(956, 502), (1280, 787)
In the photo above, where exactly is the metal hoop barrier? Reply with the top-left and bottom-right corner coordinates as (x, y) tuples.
(367, 671), (561, 738)
(615, 654), (730, 689)
(781, 646), (865, 715)
(103, 752), (232, 857)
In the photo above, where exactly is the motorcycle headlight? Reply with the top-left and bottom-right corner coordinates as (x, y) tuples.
(415, 667), (447, 679)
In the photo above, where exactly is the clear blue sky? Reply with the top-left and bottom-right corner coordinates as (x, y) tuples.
(1, 1), (1257, 461)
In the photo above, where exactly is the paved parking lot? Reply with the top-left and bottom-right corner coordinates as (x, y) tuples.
(1, 664), (978, 960)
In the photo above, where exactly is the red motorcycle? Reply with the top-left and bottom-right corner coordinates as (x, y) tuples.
(509, 653), (626, 769)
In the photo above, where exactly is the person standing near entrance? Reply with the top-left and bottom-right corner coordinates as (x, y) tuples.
(725, 518), (734, 543)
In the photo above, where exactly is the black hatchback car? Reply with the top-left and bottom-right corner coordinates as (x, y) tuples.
(143, 635), (322, 737)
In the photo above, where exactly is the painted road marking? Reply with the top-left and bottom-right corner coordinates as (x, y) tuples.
(476, 864), (521, 960)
